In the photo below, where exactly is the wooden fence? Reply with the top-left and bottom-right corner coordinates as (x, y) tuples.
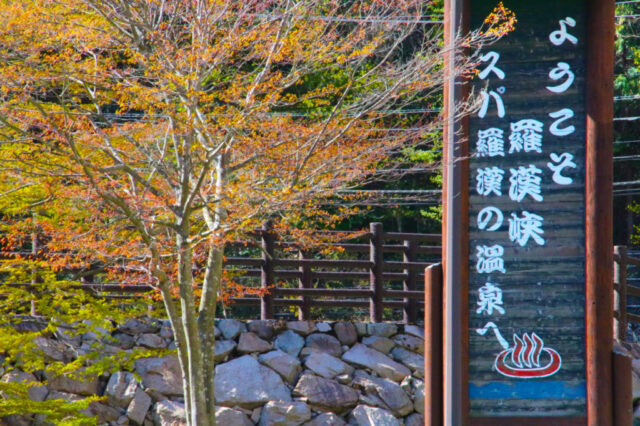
(47, 222), (441, 324)
(613, 245), (640, 341)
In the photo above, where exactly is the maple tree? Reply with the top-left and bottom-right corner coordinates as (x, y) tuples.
(0, 0), (514, 423)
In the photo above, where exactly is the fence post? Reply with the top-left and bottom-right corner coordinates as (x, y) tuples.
(369, 222), (384, 323)
(403, 239), (418, 324)
(612, 348), (633, 426)
(298, 249), (312, 320)
(614, 245), (627, 341)
(261, 221), (275, 320)
(424, 263), (443, 426)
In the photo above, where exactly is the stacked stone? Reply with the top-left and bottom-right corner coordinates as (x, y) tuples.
(0, 318), (427, 426)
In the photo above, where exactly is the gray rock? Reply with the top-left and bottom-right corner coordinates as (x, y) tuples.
(303, 412), (347, 426)
(259, 401), (311, 425)
(33, 337), (75, 363)
(342, 344), (411, 382)
(404, 325), (424, 340)
(136, 333), (167, 349)
(218, 319), (247, 340)
(112, 332), (136, 349)
(252, 407), (263, 423)
(134, 356), (183, 396)
(1, 371), (48, 402)
(160, 321), (173, 339)
(153, 400), (186, 425)
(87, 401), (122, 423)
(348, 405), (399, 426)
(354, 322), (368, 336)
(393, 334), (424, 354)
(248, 320), (276, 340)
(316, 322), (332, 333)
(127, 388), (152, 425)
(352, 374), (413, 416)
(292, 373), (359, 413)
(238, 332), (273, 354)
(81, 320), (113, 342)
(287, 321), (317, 336)
(11, 316), (47, 333)
(1, 414), (31, 426)
(105, 372), (138, 407)
(214, 326), (221, 338)
(46, 369), (99, 396)
(215, 355), (291, 409)
(54, 324), (82, 347)
(391, 347), (424, 378)
(362, 336), (395, 354)
(334, 322), (358, 346)
(367, 323), (397, 338)
(118, 318), (160, 335)
(305, 334), (342, 357)
(275, 330), (305, 357)
(215, 339), (237, 362)
(413, 380), (424, 414)
(216, 406), (253, 425)
(258, 350), (301, 384)
(405, 413), (425, 426)
(304, 351), (354, 379)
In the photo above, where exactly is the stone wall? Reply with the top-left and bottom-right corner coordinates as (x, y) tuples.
(1, 319), (426, 426)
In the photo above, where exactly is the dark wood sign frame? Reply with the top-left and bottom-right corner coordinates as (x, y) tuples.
(442, 0), (615, 424)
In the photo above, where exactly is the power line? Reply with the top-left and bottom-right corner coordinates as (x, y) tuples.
(615, 139), (640, 144)
(614, 95), (640, 101)
(614, 155), (640, 161)
(614, 116), (640, 121)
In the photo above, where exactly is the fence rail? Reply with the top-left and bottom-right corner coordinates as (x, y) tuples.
(6, 222), (440, 324)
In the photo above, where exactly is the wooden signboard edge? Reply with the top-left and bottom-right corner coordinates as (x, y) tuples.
(443, 0), (470, 424)
(443, 0), (615, 424)
(584, 0), (615, 424)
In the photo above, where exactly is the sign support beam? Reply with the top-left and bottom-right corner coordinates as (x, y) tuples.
(585, 0), (615, 424)
(443, 0), (470, 424)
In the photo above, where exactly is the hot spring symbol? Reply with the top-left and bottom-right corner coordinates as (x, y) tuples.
(476, 322), (562, 379)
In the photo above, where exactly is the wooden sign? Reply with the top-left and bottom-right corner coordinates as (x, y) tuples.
(441, 0), (614, 424)
(468, 0), (587, 417)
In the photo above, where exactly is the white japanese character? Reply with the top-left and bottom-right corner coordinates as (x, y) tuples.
(508, 211), (546, 247)
(549, 17), (578, 46)
(478, 51), (505, 80)
(547, 62), (575, 93)
(548, 152), (577, 185)
(477, 282), (505, 315)
(509, 119), (544, 154)
(477, 128), (505, 157)
(479, 89), (506, 118)
(549, 108), (575, 136)
(476, 245), (506, 274)
(477, 206), (504, 231)
(476, 167), (504, 196)
(509, 165), (543, 202)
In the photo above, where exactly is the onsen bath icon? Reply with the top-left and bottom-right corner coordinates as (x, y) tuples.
(476, 322), (562, 379)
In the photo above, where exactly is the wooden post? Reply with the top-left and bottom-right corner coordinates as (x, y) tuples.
(403, 239), (418, 324)
(261, 221), (275, 320)
(443, 0), (470, 423)
(369, 222), (384, 323)
(424, 263), (443, 426)
(612, 349), (633, 426)
(30, 222), (38, 316)
(614, 246), (628, 342)
(585, 0), (615, 423)
(298, 249), (312, 321)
